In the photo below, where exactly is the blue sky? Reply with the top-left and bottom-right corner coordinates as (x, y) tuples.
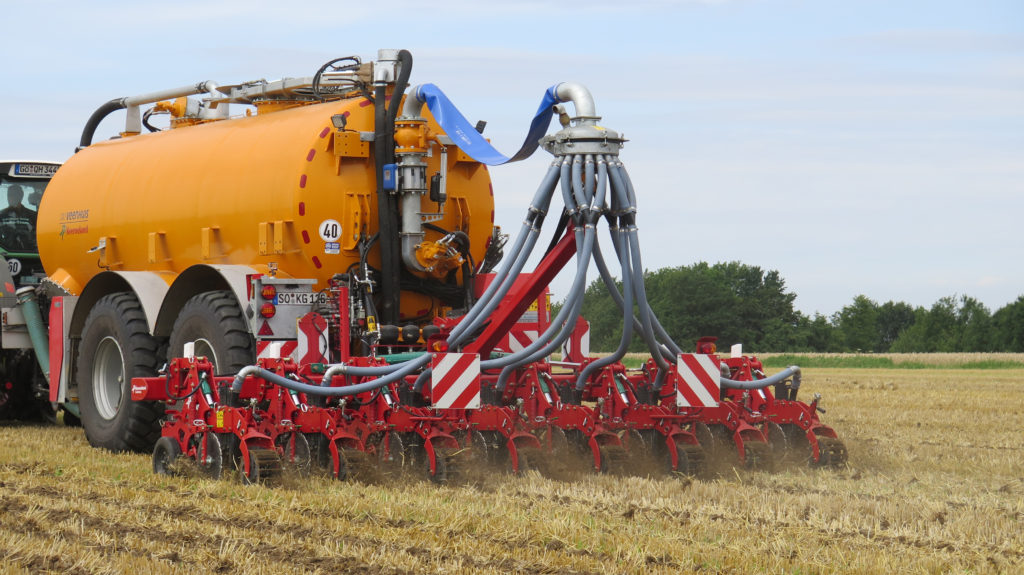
(2, 1), (1021, 317)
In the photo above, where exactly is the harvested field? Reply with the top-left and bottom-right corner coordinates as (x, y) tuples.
(1, 368), (1022, 574)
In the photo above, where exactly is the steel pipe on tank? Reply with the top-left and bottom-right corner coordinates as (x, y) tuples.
(553, 82), (598, 121)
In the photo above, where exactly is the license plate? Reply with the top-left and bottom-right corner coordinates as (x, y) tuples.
(275, 292), (328, 305)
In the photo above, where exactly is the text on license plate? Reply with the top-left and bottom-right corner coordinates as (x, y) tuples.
(275, 292), (328, 305)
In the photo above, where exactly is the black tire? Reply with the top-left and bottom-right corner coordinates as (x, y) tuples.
(77, 292), (164, 452)
(168, 291), (254, 375)
(153, 436), (182, 476)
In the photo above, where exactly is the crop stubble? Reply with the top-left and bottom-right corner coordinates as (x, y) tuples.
(0, 368), (1021, 574)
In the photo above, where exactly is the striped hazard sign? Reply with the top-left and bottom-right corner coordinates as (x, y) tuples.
(676, 353), (720, 408)
(431, 353), (481, 410)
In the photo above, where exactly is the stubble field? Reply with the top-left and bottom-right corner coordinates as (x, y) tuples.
(0, 365), (1022, 574)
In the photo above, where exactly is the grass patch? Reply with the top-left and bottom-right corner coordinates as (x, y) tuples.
(762, 355), (900, 369)
(760, 355), (1024, 370)
(958, 359), (1024, 369)
(607, 352), (1024, 370)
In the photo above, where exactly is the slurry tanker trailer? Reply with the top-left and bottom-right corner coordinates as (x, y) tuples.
(5, 50), (845, 482)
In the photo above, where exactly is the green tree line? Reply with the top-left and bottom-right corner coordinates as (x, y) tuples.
(568, 261), (1024, 353)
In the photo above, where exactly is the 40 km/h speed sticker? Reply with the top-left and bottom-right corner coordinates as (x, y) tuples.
(319, 219), (342, 242)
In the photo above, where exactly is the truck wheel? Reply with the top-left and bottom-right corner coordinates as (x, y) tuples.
(77, 292), (164, 452)
(168, 291), (255, 375)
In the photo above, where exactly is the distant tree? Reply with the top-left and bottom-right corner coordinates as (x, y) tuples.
(992, 296), (1024, 351)
(957, 296), (993, 351)
(876, 300), (917, 351)
(833, 295), (880, 352)
(890, 295), (992, 352)
(577, 261), (801, 352)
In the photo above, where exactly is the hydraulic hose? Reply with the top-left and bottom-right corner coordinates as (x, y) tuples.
(78, 98), (127, 150)
(374, 49), (413, 325)
(721, 366), (801, 391)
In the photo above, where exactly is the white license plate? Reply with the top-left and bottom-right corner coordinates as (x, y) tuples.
(275, 292), (328, 305)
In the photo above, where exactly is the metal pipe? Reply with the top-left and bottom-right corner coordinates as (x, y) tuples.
(554, 82), (598, 121)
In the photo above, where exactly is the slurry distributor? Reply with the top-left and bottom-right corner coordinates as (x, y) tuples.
(32, 48), (846, 482)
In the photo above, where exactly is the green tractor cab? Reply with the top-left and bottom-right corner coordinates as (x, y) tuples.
(0, 161), (60, 420)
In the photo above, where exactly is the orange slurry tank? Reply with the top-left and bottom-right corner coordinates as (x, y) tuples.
(37, 95), (495, 319)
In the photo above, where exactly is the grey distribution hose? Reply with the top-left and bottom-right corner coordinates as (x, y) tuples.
(231, 356), (427, 397)
(575, 228), (633, 390)
(721, 365), (802, 390)
(448, 161), (561, 344)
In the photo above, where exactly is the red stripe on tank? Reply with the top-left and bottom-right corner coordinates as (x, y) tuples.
(302, 230), (310, 244)
(307, 149), (316, 161)
(312, 256), (322, 269)
(319, 127), (330, 138)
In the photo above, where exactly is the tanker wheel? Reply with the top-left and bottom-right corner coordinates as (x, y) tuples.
(168, 291), (255, 375)
(191, 432), (223, 480)
(77, 292), (164, 452)
(275, 432), (312, 476)
(152, 436), (182, 476)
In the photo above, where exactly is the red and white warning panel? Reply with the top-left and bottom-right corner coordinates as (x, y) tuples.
(676, 353), (720, 408)
(431, 353), (481, 410)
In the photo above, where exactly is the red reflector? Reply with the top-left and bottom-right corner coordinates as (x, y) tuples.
(4, 381), (12, 390)
(431, 341), (448, 352)
(261, 285), (277, 300)
(260, 303), (277, 318)
(258, 320), (274, 336)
